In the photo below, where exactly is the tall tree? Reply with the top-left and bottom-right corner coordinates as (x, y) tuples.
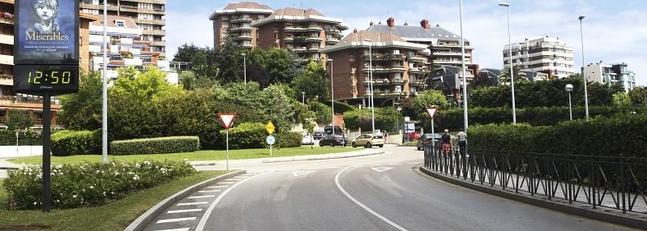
(629, 86), (647, 106)
(58, 72), (103, 130)
(6, 110), (33, 131)
(499, 64), (525, 85)
(291, 61), (329, 101)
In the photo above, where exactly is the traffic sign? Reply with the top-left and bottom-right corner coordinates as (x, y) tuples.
(266, 135), (276, 145)
(217, 113), (237, 129)
(265, 121), (275, 134)
(427, 108), (437, 118)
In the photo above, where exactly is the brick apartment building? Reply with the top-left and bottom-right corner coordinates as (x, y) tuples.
(251, 7), (346, 62)
(321, 30), (429, 106)
(209, 1), (273, 48)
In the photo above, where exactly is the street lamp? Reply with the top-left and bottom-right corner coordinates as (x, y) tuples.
(459, 0), (469, 131)
(241, 52), (247, 84)
(302, 91), (305, 104)
(565, 84), (574, 121)
(578, 15), (590, 121)
(499, 1), (517, 124)
(327, 59), (335, 127)
(364, 39), (376, 135)
(396, 106), (402, 134)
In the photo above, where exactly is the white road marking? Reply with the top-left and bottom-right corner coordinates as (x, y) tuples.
(156, 217), (196, 224)
(196, 173), (263, 231)
(291, 170), (315, 177)
(207, 185), (228, 188)
(154, 228), (190, 231)
(177, 201), (208, 206)
(168, 208), (203, 214)
(188, 195), (216, 199)
(198, 190), (221, 193)
(335, 166), (408, 231)
(371, 167), (393, 172)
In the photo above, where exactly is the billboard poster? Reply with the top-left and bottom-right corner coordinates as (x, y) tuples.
(14, 0), (79, 65)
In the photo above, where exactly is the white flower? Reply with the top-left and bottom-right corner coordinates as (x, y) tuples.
(89, 186), (94, 189)
(73, 195), (77, 198)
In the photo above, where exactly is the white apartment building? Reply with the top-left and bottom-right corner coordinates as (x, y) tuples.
(584, 62), (636, 92)
(503, 36), (575, 79)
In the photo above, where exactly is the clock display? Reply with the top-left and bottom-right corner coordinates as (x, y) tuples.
(13, 65), (79, 95)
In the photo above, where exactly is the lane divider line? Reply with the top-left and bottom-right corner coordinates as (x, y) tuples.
(168, 208), (203, 214)
(195, 173), (263, 231)
(335, 166), (409, 231)
(176, 202), (208, 206)
(156, 217), (196, 224)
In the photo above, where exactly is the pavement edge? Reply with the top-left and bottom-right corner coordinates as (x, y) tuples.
(418, 166), (647, 230)
(124, 170), (247, 231)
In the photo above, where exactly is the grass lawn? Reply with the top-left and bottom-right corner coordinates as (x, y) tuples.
(11, 146), (354, 165)
(0, 171), (225, 231)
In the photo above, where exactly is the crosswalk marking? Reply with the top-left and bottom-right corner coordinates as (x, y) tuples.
(188, 195), (216, 199)
(154, 228), (190, 231)
(207, 185), (228, 188)
(198, 190), (221, 193)
(177, 202), (208, 206)
(156, 217), (196, 224)
(168, 208), (203, 214)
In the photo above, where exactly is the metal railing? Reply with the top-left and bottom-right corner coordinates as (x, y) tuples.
(423, 145), (647, 214)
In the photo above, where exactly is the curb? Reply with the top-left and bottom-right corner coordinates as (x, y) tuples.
(124, 170), (247, 231)
(191, 149), (385, 167)
(418, 166), (647, 230)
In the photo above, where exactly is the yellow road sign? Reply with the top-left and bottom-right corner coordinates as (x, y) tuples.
(266, 121), (275, 134)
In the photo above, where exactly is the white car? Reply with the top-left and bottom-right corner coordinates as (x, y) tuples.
(301, 134), (314, 145)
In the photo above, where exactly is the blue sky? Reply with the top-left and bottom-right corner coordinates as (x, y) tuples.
(166, 0), (647, 86)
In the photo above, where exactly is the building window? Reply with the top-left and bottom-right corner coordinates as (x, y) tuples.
(115, 20), (125, 28)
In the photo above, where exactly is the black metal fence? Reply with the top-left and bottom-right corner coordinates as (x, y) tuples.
(423, 144), (647, 214)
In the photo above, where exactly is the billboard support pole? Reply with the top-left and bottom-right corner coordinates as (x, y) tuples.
(42, 92), (52, 212)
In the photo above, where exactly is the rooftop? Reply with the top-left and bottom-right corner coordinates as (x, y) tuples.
(251, 7), (343, 26)
(90, 15), (138, 29)
(209, 1), (274, 20)
(321, 30), (427, 53)
(367, 24), (465, 42)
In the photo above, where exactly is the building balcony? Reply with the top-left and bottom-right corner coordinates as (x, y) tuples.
(233, 34), (253, 40)
(0, 34), (13, 45)
(363, 54), (404, 61)
(81, 3), (119, 11)
(306, 37), (323, 42)
(0, 74), (12, 86)
(0, 95), (61, 110)
(411, 80), (427, 87)
(231, 17), (253, 23)
(284, 37), (294, 42)
(229, 26), (253, 32)
(325, 38), (340, 44)
(409, 56), (428, 63)
(0, 54), (12, 65)
(0, 16), (13, 25)
(284, 27), (308, 32)
(143, 29), (166, 36)
(121, 0), (165, 4)
(306, 26), (322, 31)
(409, 67), (431, 74)
(434, 60), (463, 65)
(433, 51), (470, 57)
(135, 18), (165, 26)
(292, 47), (307, 53)
(307, 47), (320, 52)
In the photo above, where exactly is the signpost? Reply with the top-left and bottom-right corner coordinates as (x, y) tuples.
(217, 113), (237, 171)
(13, 0), (80, 212)
(266, 121), (275, 156)
(427, 107), (438, 156)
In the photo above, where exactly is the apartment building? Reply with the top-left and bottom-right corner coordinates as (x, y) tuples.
(80, 0), (166, 56)
(584, 62), (636, 92)
(320, 30), (428, 106)
(0, 0), (97, 126)
(503, 36), (575, 79)
(252, 7), (346, 62)
(88, 15), (169, 79)
(209, 1), (273, 48)
(367, 18), (473, 68)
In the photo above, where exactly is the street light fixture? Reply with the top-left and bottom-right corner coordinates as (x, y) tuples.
(302, 91), (305, 104)
(364, 39), (376, 135)
(499, 1), (517, 124)
(578, 15), (590, 121)
(241, 52), (247, 84)
(565, 84), (574, 121)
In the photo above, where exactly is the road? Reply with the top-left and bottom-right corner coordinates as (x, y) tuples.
(145, 146), (633, 231)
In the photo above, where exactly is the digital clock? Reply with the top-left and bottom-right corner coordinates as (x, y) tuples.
(13, 65), (79, 95)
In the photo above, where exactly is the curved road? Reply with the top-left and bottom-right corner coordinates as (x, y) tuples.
(172, 146), (633, 231)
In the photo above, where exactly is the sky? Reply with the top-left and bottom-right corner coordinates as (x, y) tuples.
(165, 0), (647, 86)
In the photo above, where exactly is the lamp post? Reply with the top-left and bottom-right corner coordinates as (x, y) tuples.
(302, 91), (305, 104)
(241, 52), (247, 84)
(565, 84), (574, 121)
(364, 39), (375, 135)
(397, 106), (402, 134)
(578, 15), (590, 121)
(459, 0), (469, 131)
(102, 0), (108, 163)
(328, 59), (335, 127)
(499, 1), (517, 124)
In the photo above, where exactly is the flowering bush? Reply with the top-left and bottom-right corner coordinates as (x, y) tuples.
(3, 160), (197, 209)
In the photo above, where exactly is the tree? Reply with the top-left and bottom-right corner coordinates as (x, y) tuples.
(612, 92), (631, 106)
(58, 71), (103, 130)
(498, 64), (525, 85)
(629, 87), (647, 106)
(213, 38), (245, 84)
(414, 90), (449, 113)
(292, 61), (329, 101)
(248, 48), (301, 86)
(6, 110), (33, 131)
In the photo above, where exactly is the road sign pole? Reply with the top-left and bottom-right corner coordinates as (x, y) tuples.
(431, 117), (435, 157)
(42, 92), (51, 212)
(226, 128), (229, 171)
(270, 145), (273, 156)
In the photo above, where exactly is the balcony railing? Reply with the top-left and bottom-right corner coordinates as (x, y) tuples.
(0, 74), (12, 86)
(0, 95), (61, 109)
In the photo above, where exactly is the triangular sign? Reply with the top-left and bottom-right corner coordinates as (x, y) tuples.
(427, 108), (437, 118)
(218, 113), (236, 129)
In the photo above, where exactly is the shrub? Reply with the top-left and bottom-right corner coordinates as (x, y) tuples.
(0, 129), (42, 145)
(110, 136), (200, 155)
(51, 130), (100, 156)
(275, 132), (302, 148)
(344, 108), (398, 132)
(218, 123), (266, 149)
(4, 160), (197, 209)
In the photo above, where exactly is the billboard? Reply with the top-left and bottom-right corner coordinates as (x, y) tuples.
(14, 0), (79, 65)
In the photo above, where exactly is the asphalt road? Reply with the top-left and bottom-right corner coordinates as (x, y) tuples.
(163, 146), (634, 231)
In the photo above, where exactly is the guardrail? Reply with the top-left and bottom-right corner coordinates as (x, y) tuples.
(422, 145), (647, 214)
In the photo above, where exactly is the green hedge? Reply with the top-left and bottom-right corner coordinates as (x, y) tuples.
(110, 136), (200, 155)
(0, 129), (42, 145)
(218, 123), (266, 149)
(275, 132), (302, 148)
(344, 108), (398, 132)
(51, 130), (100, 156)
(4, 160), (196, 209)
(469, 114), (647, 157)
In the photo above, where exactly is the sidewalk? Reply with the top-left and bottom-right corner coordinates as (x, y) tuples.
(190, 147), (385, 166)
(0, 158), (21, 179)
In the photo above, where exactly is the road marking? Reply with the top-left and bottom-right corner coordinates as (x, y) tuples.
(216, 181), (233, 185)
(168, 208), (203, 214)
(155, 228), (190, 231)
(156, 217), (196, 224)
(335, 166), (408, 231)
(198, 190), (221, 193)
(207, 185), (228, 188)
(196, 173), (263, 231)
(371, 167), (393, 172)
(188, 195), (216, 199)
(291, 170), (315, 177)
(177, 202), (208, 206)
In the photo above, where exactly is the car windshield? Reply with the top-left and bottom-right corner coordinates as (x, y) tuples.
(373, 135), (383, 139)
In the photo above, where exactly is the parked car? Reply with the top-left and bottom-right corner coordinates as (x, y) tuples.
(417, 133), (442, 151)
(313, 130), (325, 140)
(319, 134), (347, 147)
(324, 125), (344, 135)
(351, 134), (384, 148)
(301, 134), (314, 145)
